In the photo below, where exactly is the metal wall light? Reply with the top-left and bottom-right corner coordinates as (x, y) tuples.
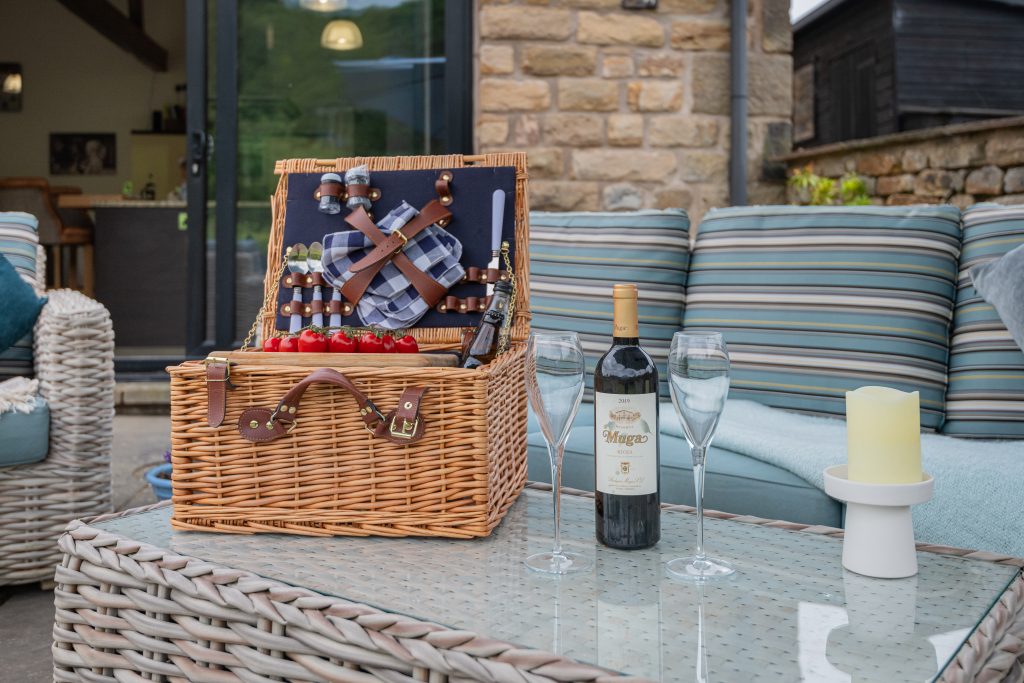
(321, 20), (363, 50)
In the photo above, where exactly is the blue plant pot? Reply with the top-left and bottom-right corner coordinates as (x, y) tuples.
(145, 463), (173, 501)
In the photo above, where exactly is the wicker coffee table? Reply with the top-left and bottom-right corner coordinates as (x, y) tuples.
(52, 484), (1023, 682)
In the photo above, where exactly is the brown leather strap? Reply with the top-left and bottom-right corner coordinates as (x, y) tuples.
(463, 267), (508, 284)
(439, 295), (491, 313)
(237, 368), (428, 445)
(315, 181), (344, 199)
(205, 361), (234, 427)
(435, 171), (453, 206)
(347, 183), (369, 198)
(340, 204), (451, 307)
(282, 272), (326, 289)
(279, 300), (326, 317)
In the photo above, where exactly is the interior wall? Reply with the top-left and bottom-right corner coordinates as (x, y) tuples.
(0, 0), (186, 194)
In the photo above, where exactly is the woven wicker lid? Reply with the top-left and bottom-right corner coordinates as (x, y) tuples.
(261, 153), (530, 348)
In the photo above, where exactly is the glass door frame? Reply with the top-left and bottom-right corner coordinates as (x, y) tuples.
(183, 0), (473, 357)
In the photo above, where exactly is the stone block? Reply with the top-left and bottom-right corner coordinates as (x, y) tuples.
(607, 114), (644, 146)
(928, 139), (984, 169)
(530, 181), (601, 211)
(543, 113), (605, 146)
(807, 155), (854, 178)
(1003, 166), (1024, 194)
(965, 165), (1004, 196)
(986, 130), (1024, 166)
(563, 0), (620, 7)
(572, 149), (677, 181)
(749, 55), (792, 116)
(949, 194), (975, 210)
(627, 80), (684, 112)
(601, 53), (634, 78)
(512, 115), (542, 146)
(901, 148), (928, 172)
(692, 53), (729, 115)
(480, 6), (572, 40)
(992, 193), (1024, 205)
(654, 186), (694, 210)
(476, 115), (510, 146)
(658, 0), (717, 12)
(678, 150), (728, 183)
(762, 0), (792, 53)
(577, 11), (665, 47)
(635, 53), (685, 77)
(648, 116), (719, 147)
(670, 20), (730, 51)
(523, 45), (597, 76)
(480, 79), (551, 112)
(603, 183), (645, 210)
(525, 148), (564, 178)
(558, 78), (619, 111)
(914, 169), (964, 197)
(876, 174), (915, 196)
(886, 193), (920, 206)
(856, 152), (898, 177)
(480, 45), (514, 75)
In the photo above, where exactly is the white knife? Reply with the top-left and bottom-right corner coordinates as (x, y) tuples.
(488, 189), (505, 297)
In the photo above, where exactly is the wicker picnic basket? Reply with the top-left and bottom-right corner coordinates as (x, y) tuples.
(167, 153), (530, 538)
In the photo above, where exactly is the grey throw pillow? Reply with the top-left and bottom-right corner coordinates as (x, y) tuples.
(970, 243), (1024, 352)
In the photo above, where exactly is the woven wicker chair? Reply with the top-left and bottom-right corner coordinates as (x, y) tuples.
(0, 239), (114, 585)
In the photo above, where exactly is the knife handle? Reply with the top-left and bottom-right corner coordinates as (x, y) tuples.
(491, 189), (505, 252)
(289, 286), (303, 333)
(311, 285), (324, 327)
(329, 289), (343, 328)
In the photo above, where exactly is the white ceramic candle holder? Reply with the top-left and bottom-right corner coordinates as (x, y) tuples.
(823, 465), (934, 579)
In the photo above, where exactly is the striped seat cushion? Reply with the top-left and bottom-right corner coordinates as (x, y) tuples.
(0, 212), (40, 380)
(529, 210), (690, 398)
(943, 204), (1024, 438)
(683, 205), (963, 430)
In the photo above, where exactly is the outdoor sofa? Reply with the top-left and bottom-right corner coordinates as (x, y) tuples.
(526, 204), (1023, 554)
(0, 211), (114, 585)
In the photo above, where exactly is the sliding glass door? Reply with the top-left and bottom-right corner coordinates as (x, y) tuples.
(184, 0), (471, 356)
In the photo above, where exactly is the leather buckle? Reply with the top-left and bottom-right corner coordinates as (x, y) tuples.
(389, 415), (419, 440)
(360, 402), (385, 434)
(204, 357), (235, 385)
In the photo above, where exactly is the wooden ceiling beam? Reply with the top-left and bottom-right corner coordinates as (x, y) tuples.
(56, 0), (167, 72)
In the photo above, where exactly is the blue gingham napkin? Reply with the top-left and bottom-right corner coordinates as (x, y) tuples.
(321, 201), (464, 329)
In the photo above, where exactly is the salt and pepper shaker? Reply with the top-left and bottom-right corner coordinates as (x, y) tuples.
(318, 173), (343, 214)
(344, 164), (372, 212)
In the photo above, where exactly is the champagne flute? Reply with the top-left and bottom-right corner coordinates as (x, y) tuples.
(667, 331), (734, 580)
(525, 331), (590, 575)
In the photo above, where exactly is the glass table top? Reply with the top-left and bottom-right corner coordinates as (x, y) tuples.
(97, 488), (1019, 682)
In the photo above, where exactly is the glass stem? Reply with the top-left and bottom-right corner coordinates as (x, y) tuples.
(549, 442), (564, 557)
(692, 446), (707, 561)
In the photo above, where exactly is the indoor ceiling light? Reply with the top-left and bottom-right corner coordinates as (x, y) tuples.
(2, 73), (21, 94)
(321, 20), (363, 50)
(300, 0), (346, 12)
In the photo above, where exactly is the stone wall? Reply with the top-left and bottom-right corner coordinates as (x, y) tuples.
(781, 117), (1024, 208)
(474, 0), (793, 224)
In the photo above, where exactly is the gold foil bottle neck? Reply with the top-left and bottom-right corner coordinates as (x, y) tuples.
(612, 283), (639, 338)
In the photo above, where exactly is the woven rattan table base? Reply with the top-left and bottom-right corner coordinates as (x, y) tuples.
(52, 484), (1024, 682)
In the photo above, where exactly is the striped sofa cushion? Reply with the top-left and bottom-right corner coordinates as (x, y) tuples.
(943, 204), (1024, 438)
(0, 212), (40, 380)
(683, 205), (963, 430)
(529, 210), (690, 398)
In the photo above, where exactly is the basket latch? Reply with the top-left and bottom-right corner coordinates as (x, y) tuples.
(204, 357), (235, 428)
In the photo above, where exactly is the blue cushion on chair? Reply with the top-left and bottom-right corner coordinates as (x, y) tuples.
(0, 396), (49, 467)
(0, 254), (45, 354)
(0, 212), (40, 380)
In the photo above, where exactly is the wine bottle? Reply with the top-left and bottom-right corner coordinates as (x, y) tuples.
(461, 279), (513, 369)
(594, 283), (660, 549)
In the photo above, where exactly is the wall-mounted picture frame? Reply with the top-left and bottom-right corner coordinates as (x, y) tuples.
(0, 63), (22, 112)
(49, 132), (117, 175)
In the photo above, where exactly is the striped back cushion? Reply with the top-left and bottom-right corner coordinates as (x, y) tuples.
(0, 212), (40, 380)
(529, 210), (690, 398)
(943, 204), (1024, 438)
(684, 206), (963, 430)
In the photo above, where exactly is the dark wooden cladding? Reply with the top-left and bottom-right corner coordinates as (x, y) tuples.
(794, 0), (1024, 148)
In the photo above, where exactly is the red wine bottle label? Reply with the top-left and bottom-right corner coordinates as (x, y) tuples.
(595, 391), (658, 496)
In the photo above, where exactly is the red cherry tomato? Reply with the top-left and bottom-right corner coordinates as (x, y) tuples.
(298, 329), (328, 353)
(395, 335), (419, 353)
(329, 331), (356, 353)
(279, 336), (300, 352)
(262, 337), (281, 352)
(358, 331), (384, 353)
(381, 334), (396, 354)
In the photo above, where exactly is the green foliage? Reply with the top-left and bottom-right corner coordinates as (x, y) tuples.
(788, 165), (871, 206)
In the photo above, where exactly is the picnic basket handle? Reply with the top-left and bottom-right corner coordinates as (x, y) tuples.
(237, 368), (427, 444)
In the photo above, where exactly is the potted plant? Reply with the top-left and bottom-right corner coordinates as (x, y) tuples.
(145, 451), (173, 501)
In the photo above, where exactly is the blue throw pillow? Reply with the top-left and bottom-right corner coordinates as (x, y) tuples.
(0, 255), (46, 354)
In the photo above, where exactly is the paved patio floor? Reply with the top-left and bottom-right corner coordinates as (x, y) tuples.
(0, 413), (170, 682)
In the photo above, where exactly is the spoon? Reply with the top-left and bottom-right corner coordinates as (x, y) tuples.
(287, 243), (308, 333)
(307, 241), (326, 328)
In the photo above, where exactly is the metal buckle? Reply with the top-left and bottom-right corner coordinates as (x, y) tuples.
(389, 415), (419, 440)
(360, 402), (386, 435)
(203, 357), (235, 384)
